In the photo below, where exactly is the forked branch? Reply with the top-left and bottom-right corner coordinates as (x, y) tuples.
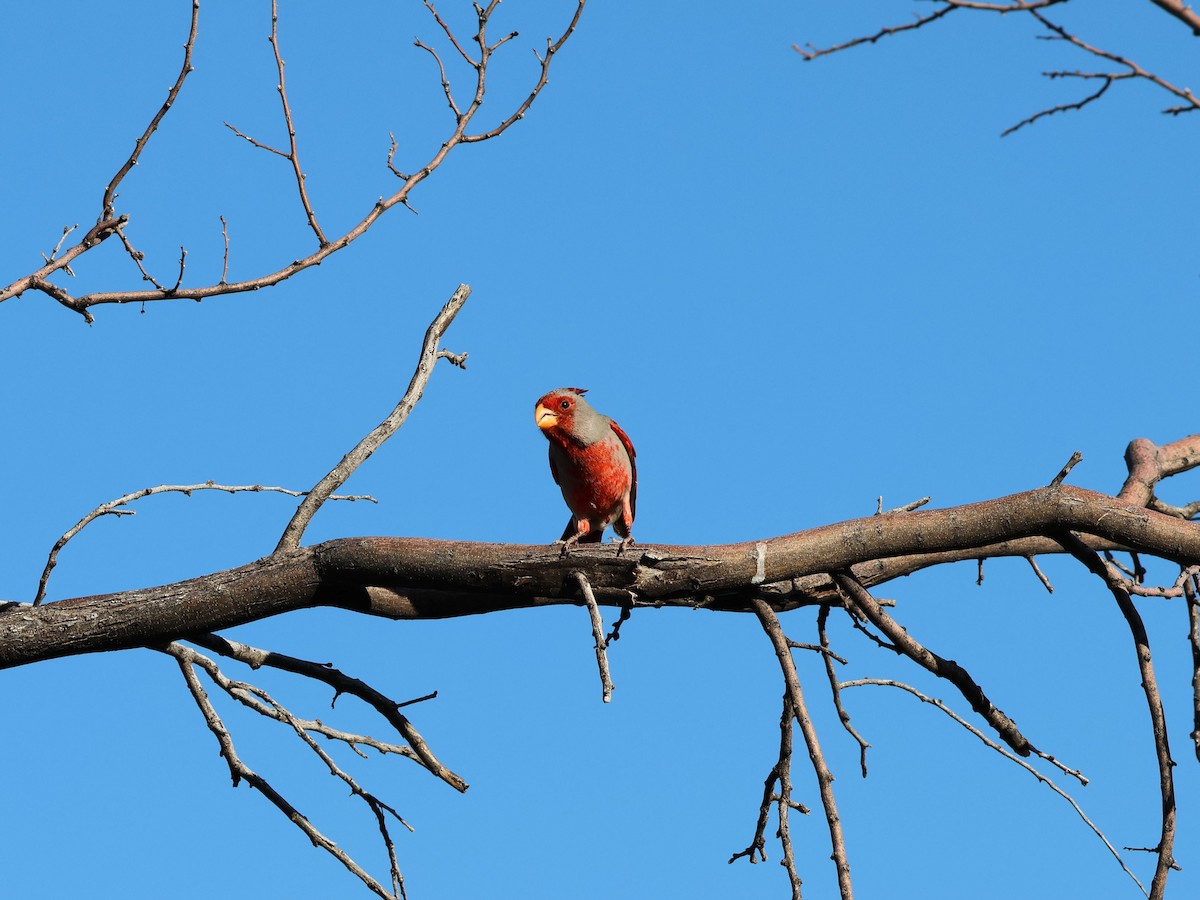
(1, 1), (588, 318)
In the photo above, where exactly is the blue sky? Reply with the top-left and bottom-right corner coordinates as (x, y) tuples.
(2, 2), (1197, 897)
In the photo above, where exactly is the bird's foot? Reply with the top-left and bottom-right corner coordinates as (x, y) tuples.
(615, 536), (635, 556)
(555, 535), (582, 556)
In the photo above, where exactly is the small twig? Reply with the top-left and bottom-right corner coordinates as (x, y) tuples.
(605, 601), (632, 645)
(573, 572), (614, 703)
(818, 606), (870, 777)
(414, 38), (461, 119)
(275, 284), (469, 553)
(1002, 73), (1114, 136)
(795, 4), (958, 60)
(268, 0), (327, 245)
(223, 120), (288, 156)
(33, 481), (376, 606)
(841, 679), (1144, 897)
(114, 225), (165, 289)
(1049, 450), (1083, 487)
(1025, 555), (1054, 593)
(422, 0), (476, 66)
(42, 225), (78, 267)
(977, 558), (985, 586)
(876, 495), (931, 515)
(219, 216), (230, 284)
(1186, 575), (1200, 763)
(169, 245), (187, 293)
(386, 132), (408, 180)
(100, 0), (200, 221)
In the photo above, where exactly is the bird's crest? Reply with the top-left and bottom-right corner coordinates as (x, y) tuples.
(565, 387), (588, 396)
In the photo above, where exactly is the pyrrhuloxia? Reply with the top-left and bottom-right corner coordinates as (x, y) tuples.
(534, 387), (636, 551)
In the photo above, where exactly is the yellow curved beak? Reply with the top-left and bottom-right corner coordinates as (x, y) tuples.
(535, 403), (558, 430)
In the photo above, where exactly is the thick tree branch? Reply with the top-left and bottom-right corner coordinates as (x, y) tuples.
(8, 483), (1200, 670)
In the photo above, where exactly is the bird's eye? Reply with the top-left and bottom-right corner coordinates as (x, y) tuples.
(559, 399), (570, 410)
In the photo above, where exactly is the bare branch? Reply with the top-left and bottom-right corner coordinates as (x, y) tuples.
(218, 215), (230, 284)
(1185, 575), (1200, 763)
(114, 224), (166, 290)
(274, 283), (470, 553)
(460, 1), (587, 143)
(728, 691), (808, 900)
(795, 4), (958, 60)
(1025, 555), (1054, 593)
(1056, 532), (1177, 900)
(101, 0), (200, 221)
(1, 3), (588, 318)
(573, 572), (614, 703)
(841, 679), (1146, 897)
(33, 481), (376, 606)
(267, 0), (327, 245)
(187, 632), (467, 792)
(750, 599), (854, 900)
(1049, 450), (1083, 487)
(168, 642), (403, 899)
(817, 606), (870, 777)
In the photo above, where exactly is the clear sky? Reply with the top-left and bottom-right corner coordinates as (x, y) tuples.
(2, 2), (1197, 898)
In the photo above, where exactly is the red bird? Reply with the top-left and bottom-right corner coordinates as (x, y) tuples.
(534, 388), (637, 551)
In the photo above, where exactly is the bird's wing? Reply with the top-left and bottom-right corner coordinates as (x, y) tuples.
(548, 443), (561, 485)
(609, 420), (637, 519)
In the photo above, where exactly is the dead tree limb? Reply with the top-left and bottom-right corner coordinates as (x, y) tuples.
(275, 284), (470, 552)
